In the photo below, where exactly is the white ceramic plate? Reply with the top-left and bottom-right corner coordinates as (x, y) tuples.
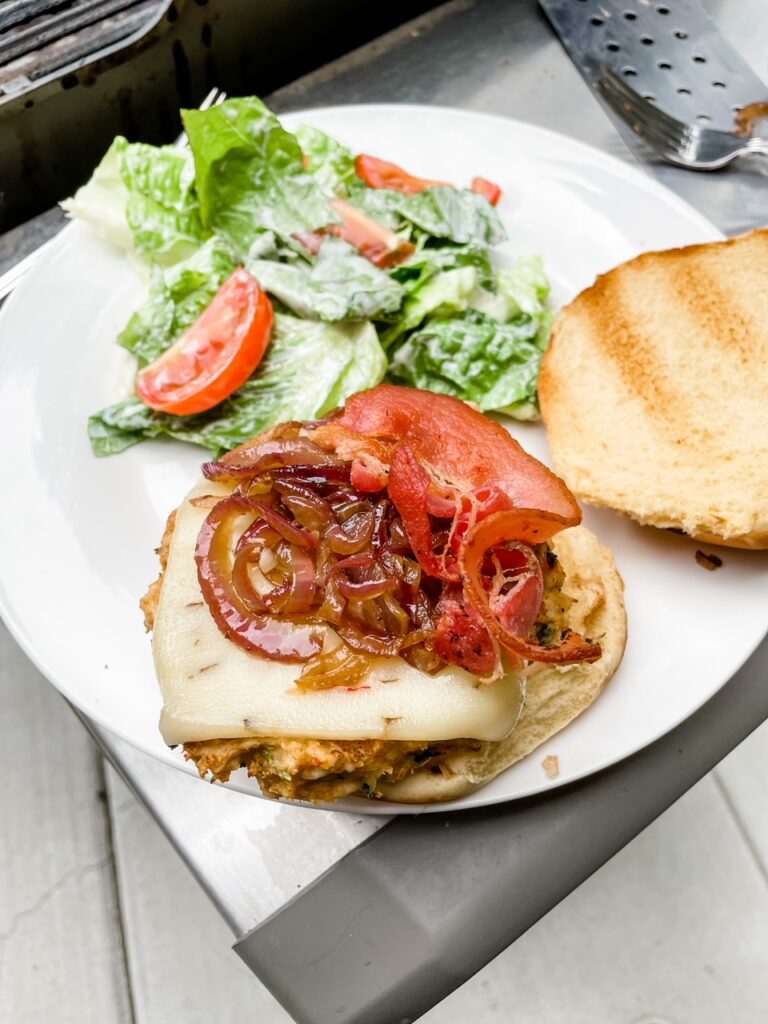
(1, 104), (766, 815)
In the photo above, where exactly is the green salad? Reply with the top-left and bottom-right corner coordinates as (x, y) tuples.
(66, 97), (554, 457)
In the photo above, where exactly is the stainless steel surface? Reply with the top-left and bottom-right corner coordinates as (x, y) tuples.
(270, 0), (768, 237)
(539, 0), (767, 130)
(1, 0), (767, 1021)
(0, 0), (443, 231)
(598, 64), (768, 167)
(0, 87), (224, 303)
(0, 0), (163, 91)
(538, 0), (768, 223)
(242, 638), (768, 1024)
(86, 720), (385, 936)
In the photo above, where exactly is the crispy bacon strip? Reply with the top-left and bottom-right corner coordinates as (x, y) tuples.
(337, 385), (582, 525)
(387, 446), (453, 580)
(309, 423), (393, 493)
(460, 511), (602, 665)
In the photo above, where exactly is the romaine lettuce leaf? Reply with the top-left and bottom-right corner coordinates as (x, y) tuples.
(63, 136), (207, 265)
(295, 125), (360, 197)
(117, 237), (237, 365)
(391, 242), (494, 293)
(61, 138), (133, 253)
(498, 255), (553, 348)
(347, 187), (405, 230)
(469, 255), (553, 347)
(380, 266), (477, 349)
(347, 185), (506, 247)
(323, 318), (387, 410)
(249, 237), (404, 321)
(400, 186), (506, 245)
(119, 141), (206, 263)
(116, 267), (174, 366)
(387, 308), (542, 419)
(181, 98), (337, 256)
(498, 254), (551, 315)
(168, 237), (240, 332)
(89, 314), (386, 456)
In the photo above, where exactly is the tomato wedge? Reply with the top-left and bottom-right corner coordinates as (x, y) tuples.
(329, 199), (414, 268)
(471, 177), (502, 206)
(355, 154), (451, 195)
(295, 200), (414, 268)
(356, 155), (502, 208)
(337, 385), (582, 525)
(136, 268), (273, 416)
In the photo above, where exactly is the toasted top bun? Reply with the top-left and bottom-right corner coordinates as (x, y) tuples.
(538, 230), (768, 549)
(380, 525), (626, 802)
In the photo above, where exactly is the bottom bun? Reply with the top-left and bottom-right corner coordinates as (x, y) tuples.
(380, 525), (627, 803)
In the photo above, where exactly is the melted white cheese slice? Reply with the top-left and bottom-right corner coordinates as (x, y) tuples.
(155, 482), (523, 745)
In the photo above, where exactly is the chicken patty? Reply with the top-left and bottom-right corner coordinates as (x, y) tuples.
(184, 734), (474, 802)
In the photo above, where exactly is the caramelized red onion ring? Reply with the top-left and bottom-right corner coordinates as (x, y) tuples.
(336, 618), (402, 657)
(204, 438), (345, 481)
(192, 399), (597, 684)
(231, 543), (266, 613)
(326, 507), (376, 554)
(189, 493), (226, 509)
(245, 500), (317, 549)
(222, 433), (324, 465)
(272, 479), (335, 531)
(270, 463), (351, 486)
(261, 545), (317, 615)
(297, 644), (372, 691)
(336, 576), (397, 600)
(195, 496), (323, 661)
(235, 518), (278, 554)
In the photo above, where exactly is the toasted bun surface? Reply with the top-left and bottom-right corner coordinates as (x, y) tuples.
(380, 525), (626, 802)
(539, 230), (768, 548)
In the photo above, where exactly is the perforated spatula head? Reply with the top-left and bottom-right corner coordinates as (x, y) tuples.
(539, 0), (767, 135)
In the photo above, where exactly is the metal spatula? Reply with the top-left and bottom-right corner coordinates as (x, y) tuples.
(539, 0), (768, 144)
(597, 66), (768, 168)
